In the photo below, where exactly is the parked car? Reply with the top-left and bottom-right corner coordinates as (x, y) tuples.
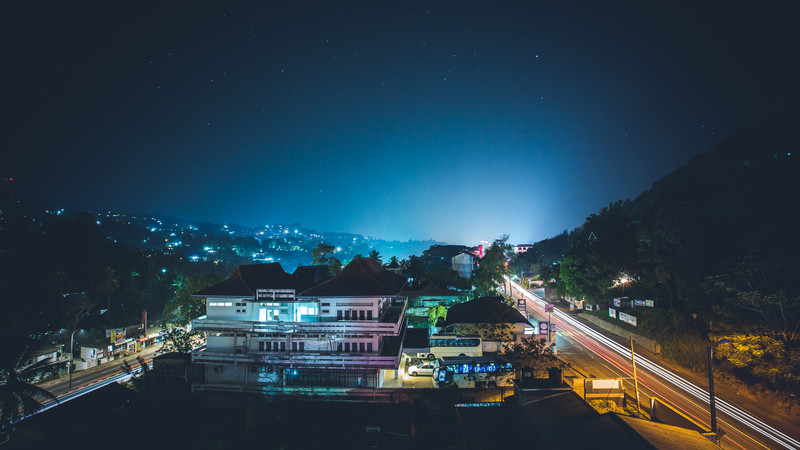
(407, 362), (435, 376)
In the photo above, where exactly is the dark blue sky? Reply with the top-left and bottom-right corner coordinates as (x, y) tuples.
(3, 1), (796, 244)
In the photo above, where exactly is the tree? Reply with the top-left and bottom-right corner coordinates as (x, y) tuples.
(368, 250), (382, 264)
(157, 328), (205, 354)
(427, 305), (447, 328)
(311, 243), (336, 265)
(328, 257), (343, 276)
(503, 336), (564, 377)
(473, 236), (511, 296)
(0, 337), (58, 440)
(427, 267), (471, 291)
(386, 256), (400, 268)
(163, 273), (223, 326)
(406, 255), (426, 289)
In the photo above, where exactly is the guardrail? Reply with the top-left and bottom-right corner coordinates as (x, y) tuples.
(192, 350), (401, 369)
(194, 317), (403, 336)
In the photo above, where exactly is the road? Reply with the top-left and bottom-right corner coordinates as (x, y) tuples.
(505, 277), (800, 450)
(35, 345), (161, 412)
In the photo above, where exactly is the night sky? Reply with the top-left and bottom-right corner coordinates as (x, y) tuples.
(3, 1), (796, 244)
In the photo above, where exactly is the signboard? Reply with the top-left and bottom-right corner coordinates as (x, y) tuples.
(538, 322), (549, 335)
(609, 307), (617, 318)
(634, 299), (646, 307)
(256, 289), (295, 301)
(106, 328), (125, 339)
(106, 328), (125, 344)
(619, 312), (638, 327)
(613, 297), (628, 307)
(645, 300), (655, 308)
(545, 303), (554, 313)
(517, 298), (527, 315)
(585, 303), (594, 311)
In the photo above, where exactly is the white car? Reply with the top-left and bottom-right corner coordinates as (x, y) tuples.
(407, 362), (435, 377)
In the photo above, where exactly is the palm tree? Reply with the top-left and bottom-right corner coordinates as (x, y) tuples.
(0, 337), (58, 440)
(368, 250), (382, 264)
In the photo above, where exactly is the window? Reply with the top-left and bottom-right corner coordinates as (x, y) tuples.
(344, 343), (350, 352)
(321, 302), (330, 306)
(299, 342), (304, 352)
(321, 309), (330, 314)
(337, 342), (342, 352)
(259, 342), (267, 351)
(351, 310), (357, 320)
(337, 310), (343, 320)
(344, 310), (350, 320)
(208, 301), (233, 307)
(291, 342), (298, 352)
(279, 342), (286, 352)
(359, 310), (365, 320)
(367, 343), (373, 352)
(359, 343), (365, 353)
(272, 342), (279, 352)
(367, 310), (373, 320)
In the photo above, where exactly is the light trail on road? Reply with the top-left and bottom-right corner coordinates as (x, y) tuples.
(506, 277), (800, 450)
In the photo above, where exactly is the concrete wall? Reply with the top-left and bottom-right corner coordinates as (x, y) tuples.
(650, 397), (709, 434)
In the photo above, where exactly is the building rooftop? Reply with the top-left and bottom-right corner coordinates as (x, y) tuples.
(442, 296), (532, 327)
(194, 263), (329, 297)
(403, 281), (465, 298)
(455, 390), (719, 449)
(299, 257), (407, 297)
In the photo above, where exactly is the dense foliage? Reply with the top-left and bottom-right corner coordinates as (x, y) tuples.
(539, 119), (800, 392)
(0, 208), (232, 341)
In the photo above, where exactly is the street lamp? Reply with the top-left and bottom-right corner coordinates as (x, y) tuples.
(69, 329), (83, 391)
(707, 338), (730, 436)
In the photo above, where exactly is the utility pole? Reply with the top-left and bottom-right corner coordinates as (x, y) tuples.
(630, 337), (641, 417)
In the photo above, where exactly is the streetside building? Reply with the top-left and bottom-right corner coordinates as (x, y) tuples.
(451, 252), (474, 279)
(190, 258), (408, 392)
(441, 296), (535, 353)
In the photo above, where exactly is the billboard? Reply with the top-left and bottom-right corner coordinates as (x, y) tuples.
(609, 307), (617, 318)
(619, 312), (637, 327)
(545, 303), (555, 313)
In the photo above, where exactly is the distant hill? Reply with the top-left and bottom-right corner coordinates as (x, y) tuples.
(520, 113), (799, 300)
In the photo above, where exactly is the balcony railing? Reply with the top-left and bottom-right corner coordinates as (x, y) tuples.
(193, 304), (406, 336)
(192, 349), (401, 370)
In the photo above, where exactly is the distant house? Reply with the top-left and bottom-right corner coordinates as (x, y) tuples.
(441, 296), (534, 353)
(513, 244), (533, 254)
(451, 252), (474, 279)
(191, 258), (408, 391)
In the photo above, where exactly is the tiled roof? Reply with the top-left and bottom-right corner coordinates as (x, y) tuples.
(299, 257), (407, 297)
(442, 296), (533, 327)
(193, 263), (297, 297)
(292, 265), (330, 292)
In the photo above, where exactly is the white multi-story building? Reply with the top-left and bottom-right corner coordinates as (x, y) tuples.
(191, 258), (408, 391)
